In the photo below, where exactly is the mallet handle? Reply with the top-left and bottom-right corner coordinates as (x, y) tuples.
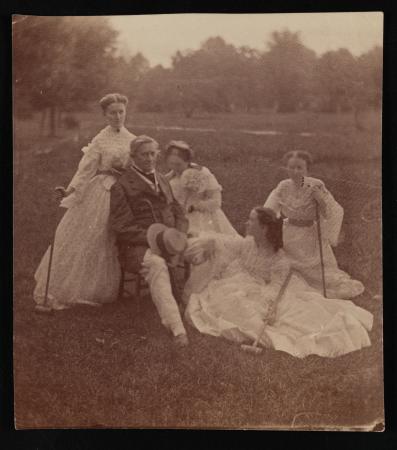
(315, 202), (327, 298)
(252, 269), (294, 348)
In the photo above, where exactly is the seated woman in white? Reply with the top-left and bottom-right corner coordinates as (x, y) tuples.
(164, 140), (237, 236)
(264, 150), (364, 300)
(184, 207), (373, 358)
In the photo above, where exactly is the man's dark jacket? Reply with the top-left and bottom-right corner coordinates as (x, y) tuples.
(109, 168), (188, 268)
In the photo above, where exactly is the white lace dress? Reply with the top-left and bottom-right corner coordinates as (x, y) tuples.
(185, 234), (373, 358)
(264, 177), (364, 299)
(33, 126), (135, 309)
(168, 165), (237, 236)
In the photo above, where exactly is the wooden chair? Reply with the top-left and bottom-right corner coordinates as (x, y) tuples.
(118, 268), (146, 300)
(117, 198), (190, 305)
(118, 261), (190, 305)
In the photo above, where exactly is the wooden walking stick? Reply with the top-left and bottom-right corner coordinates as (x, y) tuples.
(35, 188), (64, 313)
(315, 202), (327, 298)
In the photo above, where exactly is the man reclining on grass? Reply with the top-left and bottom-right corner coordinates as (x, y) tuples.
(109, 135), (190, 347)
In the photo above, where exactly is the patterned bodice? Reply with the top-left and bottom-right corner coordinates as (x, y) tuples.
(217, 236), (288, 284)
(89, 126), (135, 171)
(267, 178), (328, 221)
(62, 126), (136, 207)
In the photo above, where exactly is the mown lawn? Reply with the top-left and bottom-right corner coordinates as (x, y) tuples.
(13, 110), (383, 429)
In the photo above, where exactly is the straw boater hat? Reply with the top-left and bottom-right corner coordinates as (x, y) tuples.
(147, 224), (187, 259)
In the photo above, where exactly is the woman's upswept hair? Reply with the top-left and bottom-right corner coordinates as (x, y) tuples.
(164, 140), (194, 162)
(99, 93), (128, 113)
(282, 150), (313, 167)
(254, 206), (284, 251)
(129, 135), (159, 157)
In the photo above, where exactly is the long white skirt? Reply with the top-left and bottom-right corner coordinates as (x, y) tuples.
(33, 176), (121, 309)
(186, 272), (373, 358)
(284, 222), (364, 299)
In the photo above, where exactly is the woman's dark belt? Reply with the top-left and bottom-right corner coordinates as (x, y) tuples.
(287, 218), (315, 227)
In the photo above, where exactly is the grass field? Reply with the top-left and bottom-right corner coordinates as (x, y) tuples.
(13, 109), (383, 430)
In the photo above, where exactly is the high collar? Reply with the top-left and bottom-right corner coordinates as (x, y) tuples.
(131, 162), (155, 176)
(107, 125), (126, 134)
(121, 166), (173, 202)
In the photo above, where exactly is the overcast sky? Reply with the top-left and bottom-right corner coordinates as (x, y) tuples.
(109, 12), (383, 67)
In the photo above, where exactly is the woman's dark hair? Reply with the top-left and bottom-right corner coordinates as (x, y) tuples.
(99, 93), (128, 113)
(282, 150), (313, 168)
(164, 140), (194, 162)
(254, 206), (283, 251)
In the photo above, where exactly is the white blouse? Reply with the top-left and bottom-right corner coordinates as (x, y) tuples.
(264, 177), (344, 246)
(61, 126), (135, 207)
(168, 165), (222, 212)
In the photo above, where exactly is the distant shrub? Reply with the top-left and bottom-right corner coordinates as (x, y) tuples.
(63, 115), (80, 130)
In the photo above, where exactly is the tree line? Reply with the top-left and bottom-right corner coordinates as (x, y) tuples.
(13, 16), (382, 135)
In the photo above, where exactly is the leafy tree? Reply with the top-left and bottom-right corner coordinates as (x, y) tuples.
(314, 48), (359, 112)
(136, 65), (176, 112)
(170, 37), (246, 116)
(13, 16), (118, 135)
(262, 30), (317, 112)
(357, 46), (382, 108)
(110, 52), (150, 102)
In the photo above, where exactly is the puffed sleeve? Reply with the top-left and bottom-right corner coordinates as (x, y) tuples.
(183, 233), (244, 296)
(63, 135), (102, 204)
(185, 232), (244, 266)
(313, 180), (344, 247)
(264, 181), (284, 217)
(194, 167), (222, 213)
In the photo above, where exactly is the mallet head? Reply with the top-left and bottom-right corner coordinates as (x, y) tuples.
(241, 344), (263, 354)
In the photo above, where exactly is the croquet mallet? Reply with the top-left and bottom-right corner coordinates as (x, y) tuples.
(241, 269), (294, 354)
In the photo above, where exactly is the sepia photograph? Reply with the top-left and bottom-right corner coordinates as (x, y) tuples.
(12, 12), (383, 430)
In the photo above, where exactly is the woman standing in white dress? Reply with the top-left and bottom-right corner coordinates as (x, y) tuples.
(164, 140), (237, 236)
(184, 207), (373, 358)
(33, 93), (136, 310)
(264, 151), (364, 299)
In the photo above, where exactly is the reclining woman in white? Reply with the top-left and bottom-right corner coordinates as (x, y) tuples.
(184, 207), (373, 358)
